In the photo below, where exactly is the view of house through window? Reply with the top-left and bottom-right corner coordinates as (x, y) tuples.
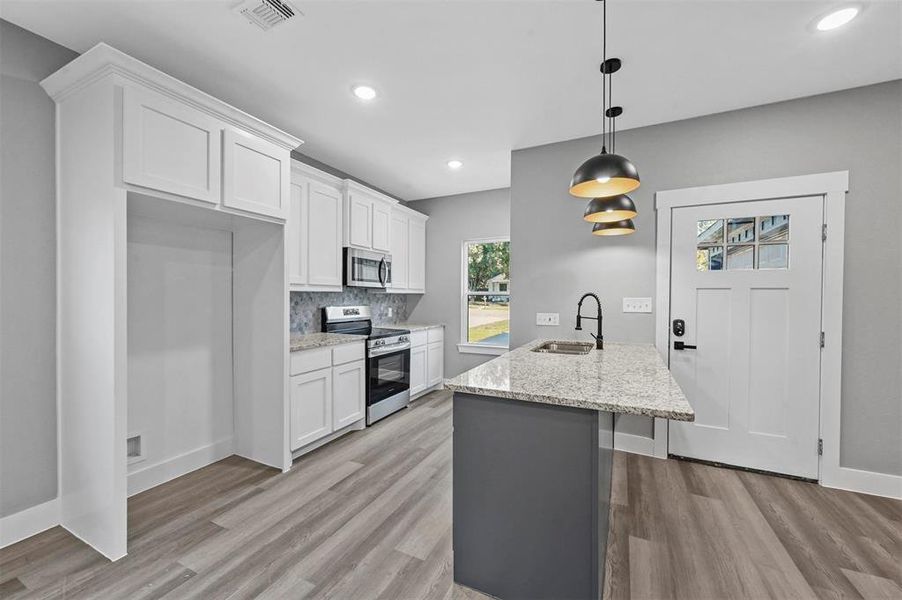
(465, 240), (510, 347)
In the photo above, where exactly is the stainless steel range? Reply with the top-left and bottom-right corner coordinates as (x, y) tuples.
(322, 306), (410, 425)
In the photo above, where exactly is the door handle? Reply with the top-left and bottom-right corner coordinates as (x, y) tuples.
(673, 341), (697, 350)
(378, 258), (386, 286)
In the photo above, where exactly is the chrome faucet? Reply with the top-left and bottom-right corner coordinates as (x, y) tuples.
(575, 293), (604, 349)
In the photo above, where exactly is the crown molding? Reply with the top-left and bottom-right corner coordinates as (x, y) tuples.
(40, 43), (302, 151)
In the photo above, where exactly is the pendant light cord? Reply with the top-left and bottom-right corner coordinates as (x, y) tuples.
(600, 0), (607, 153)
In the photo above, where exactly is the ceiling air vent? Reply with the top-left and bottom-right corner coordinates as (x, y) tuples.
(234, 0), (300, 31)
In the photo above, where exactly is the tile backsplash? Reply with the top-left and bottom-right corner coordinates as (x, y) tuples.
(290, 289), (409, 334)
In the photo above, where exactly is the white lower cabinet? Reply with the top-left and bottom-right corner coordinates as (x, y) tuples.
(290, 342), (366, 452)
(427, 341), (444, 387)
(410, 344), (428, 396)
(290, 367), (333, 450)
(332, 360), (366, 430)
(409, 327), (444, 399)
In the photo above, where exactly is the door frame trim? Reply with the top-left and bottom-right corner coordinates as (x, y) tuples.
(653, 171), (867, 493)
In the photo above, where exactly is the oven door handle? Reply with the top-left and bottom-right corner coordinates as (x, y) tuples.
(369, 342), (411, 357)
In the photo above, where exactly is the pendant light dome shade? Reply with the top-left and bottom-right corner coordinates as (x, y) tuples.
(592, 219), (636, 236)
(569, 152), (640, 198)
(584, 194), (637, 223)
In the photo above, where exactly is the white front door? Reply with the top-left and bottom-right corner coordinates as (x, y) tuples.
(669, 196), (824, 479)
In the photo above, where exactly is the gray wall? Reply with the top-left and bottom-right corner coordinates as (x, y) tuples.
(0, 21), (77, 517)
(407, 188), (511, 378)
(511, 81), (902, 475)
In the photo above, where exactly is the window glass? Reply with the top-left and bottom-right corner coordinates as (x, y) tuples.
(696, 246), (724, 271)
(727, 217), (756, 244)
(697, 220), (724, 245)
(758, 243), (789, 269)
(759, 215), (789, 242)
(726, 245), (755, 270)
(466, 241), (510, 347)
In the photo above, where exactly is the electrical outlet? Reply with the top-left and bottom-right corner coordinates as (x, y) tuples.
(622, 297), (653, 313)
(536, 312), (560, 326)
(387, 307), (393, 317)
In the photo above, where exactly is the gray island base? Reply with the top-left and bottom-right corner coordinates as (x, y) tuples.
(453, 392), (613, 600)
(447, 340), (693, 599)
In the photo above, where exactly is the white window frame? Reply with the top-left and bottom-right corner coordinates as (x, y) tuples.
(458, 237), (510, 356)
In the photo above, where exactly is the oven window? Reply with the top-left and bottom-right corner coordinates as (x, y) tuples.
(369, 350), (410, 403)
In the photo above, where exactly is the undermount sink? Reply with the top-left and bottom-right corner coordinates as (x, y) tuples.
(532, 341), (594, 355)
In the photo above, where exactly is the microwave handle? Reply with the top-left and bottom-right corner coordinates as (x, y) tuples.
(378, 257), (387, 287)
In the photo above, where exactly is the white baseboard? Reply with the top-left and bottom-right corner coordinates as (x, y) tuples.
(822, 465), (902, 500)
(0, 498), (60, 549)
(127, 437), (234, 497)
(614, 432), (656, 457)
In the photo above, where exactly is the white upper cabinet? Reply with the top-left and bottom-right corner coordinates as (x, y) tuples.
(342, 181), (399, 251)
(408, 214), (427, 293)
(390, 211), (410, 290)
(371, 199), (392, 252)
(384, 206), (427, 294)
(222, 129), (290, 220)
(123, 86), (223, 205)
(288, 162), (343, 292)
(346, 190), (372, 249)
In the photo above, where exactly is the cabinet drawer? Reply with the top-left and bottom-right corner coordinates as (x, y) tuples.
(427, 327), (444, 343)
(332, 342), (365, 366)
(410, 330), (428, 348)
(290, 347), (332, 375)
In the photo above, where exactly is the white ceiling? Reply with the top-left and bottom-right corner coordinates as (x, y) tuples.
(2, 1), (900, 201)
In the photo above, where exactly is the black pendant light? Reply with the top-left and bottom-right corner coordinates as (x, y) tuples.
(569, 0), (640, 199)
(584, 194), (637, 223)
(592, 219), (636, 236)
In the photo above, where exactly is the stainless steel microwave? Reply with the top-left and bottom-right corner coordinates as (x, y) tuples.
(344, 248), (392, 288)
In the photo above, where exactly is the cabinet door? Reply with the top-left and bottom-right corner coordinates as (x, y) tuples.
(347, 192), (372, 248)
(290, 367), (333, 450)
(122, 86), (222, 204)
(287, 181), (308, 286)
(410, 345), (428, 396)
(408, 218), (426, 292)
(307, 181), (343, 287)
(222, 129), (290, 220)
(333, 360), (365, 430)
(427, 341), (443, 387)
(389, 212), (409, 290)
(372, 200), (392, 252)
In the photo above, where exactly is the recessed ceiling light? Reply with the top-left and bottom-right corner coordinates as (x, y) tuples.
(352, 85), (377, 101)
(447, 160), (463, 170)
(816, 7), (859, 31)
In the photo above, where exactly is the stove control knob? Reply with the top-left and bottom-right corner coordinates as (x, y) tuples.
(400, 336), (409, 342)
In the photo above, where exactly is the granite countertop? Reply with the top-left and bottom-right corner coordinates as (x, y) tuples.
(290, 332), (367, 352)
(380, 323), (444, 332)
(444, 340), (694, 421)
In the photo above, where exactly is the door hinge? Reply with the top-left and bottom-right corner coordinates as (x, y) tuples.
(820, 331), (825, 348)
(818, 438), (823, 456)
(822, 223), (828, 242)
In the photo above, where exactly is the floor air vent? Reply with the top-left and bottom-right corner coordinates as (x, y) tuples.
(234, 0), (300, 31)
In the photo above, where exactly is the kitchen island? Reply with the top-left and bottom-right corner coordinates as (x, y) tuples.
(444, 340), (693, 600)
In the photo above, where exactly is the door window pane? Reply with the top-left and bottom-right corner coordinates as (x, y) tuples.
(697, 220), (724, 245)
(759, 215), (789, 242)
(697, 246), (724, 271)
(727, 217), (756, 244)
(758, 243), (789, 269)
(726, 245), (755, 270)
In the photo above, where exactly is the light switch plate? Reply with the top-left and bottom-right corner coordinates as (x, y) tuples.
(536, 312), (560, 326)
(623, 297), (652, 313)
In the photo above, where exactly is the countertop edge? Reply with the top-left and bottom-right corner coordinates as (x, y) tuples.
(444, 381), (694, 421)
(290, 333), (368, 352)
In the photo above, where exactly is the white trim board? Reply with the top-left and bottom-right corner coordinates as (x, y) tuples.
(127, 437), (234, 497)
(653, 171), (899, 500)
(0, 498), (60, 549)
(614, 432), (656, 458)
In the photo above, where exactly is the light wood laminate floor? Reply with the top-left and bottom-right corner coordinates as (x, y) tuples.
(1, 390), (899, 599)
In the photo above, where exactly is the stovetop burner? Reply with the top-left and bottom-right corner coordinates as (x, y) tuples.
(321, 306), (409, 339)
(369, 326), (410, 339)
